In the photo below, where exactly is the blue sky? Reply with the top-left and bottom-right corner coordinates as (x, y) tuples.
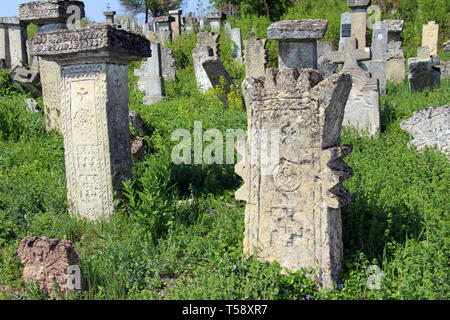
(2, 0), (212, 23)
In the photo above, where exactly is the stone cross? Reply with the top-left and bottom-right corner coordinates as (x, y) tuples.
(243, 37), (268, 78)
(267, 19), (328, 70)
(347, 0), (371, 49)
(331, 37), (381, 135)
(104, 11), (116, 26)
(422, 21), (439, 56)
(31, 25), (151, 220)
(236, 65), (354, 289)
(19, 0), (86, 133)
(0, 17), (28, 69)
(339, 12), (352, 51)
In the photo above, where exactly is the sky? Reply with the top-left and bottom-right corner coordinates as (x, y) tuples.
(2, 0), (212, 23)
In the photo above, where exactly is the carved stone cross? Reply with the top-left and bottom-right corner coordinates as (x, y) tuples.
(331, 37), (370, 71)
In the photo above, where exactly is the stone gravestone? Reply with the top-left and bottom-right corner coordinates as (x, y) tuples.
(385, 20), (406, 84)
(267, 19), (328, 70)
(192, 31), (221, 93)
(331, 37), (381, 136)
(408, 46), (440, 92)
(141, 41), (165, 105)
(224, 22), (232, 35)
(19, 0), (86, 133)
(364, 21), (388, 94)
(243, 37), (268, 78)
(31, 25), (151, 220)
(236, 23), (354, 288)
(444, 40), (450, 54)
(400, 104), (449, 157)
(339, 12), (352, 51)
(317, 41), (336, 79)
(205, 12), (224, 33)
(347, 0), (371, 49)
(230, 28), (243, 63)
(104, 11), (116, 26)
(0, 17), (28, 69)
(17, 236), (85, 297)
(145, 30), (176, 81)
(422, 21), (439, 56)
(169, 9), (182, 37)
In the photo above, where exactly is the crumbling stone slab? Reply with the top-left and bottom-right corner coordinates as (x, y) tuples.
(243, 37), (268, 78)
(400, 104), (449, 157)
(9, 65), (42, 98)
(17, 236), (84, 296)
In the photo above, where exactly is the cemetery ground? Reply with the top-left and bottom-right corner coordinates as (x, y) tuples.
(1, 26), (449, 301)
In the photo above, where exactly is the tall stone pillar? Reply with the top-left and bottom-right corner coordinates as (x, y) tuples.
(347, 0), (371, 49)
(0, 17), (28, 68)
(104, 11), (116, 26)
(31, 25), (151, 220)
(422, 21), (439, 56)
(243, 37), (267, 78)
(143, 42), (165, 105)
(236, 21), (354, 288)
(267, 19), (328, 70)
(169, 9), (182, 37)
(19, 0), (85, 133)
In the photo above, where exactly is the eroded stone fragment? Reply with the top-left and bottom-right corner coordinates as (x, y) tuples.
(9, 65), (42, 98)
(408, 46), (440, 92)
(236, 67), (354, 289)
(400, 105), (449, 157)
(243, 37), (267, 78)
(192, 31), (221, 93)
(17, 236), (84, 296)
(317, 41), (335, 79)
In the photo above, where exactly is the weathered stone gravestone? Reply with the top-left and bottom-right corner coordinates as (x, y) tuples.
(0, 17), (28, 68)
(408, 46), (440, 92)
(17, 236), (85, 296)
(104, 11), (116, 26)
(444, 40), (450, 54)
(439, 61), (450, 79)
(19, 0), (86, 133)
(400, 104), (449, 157)
(31, 25), (151, 220)
(169, 9), (182, 37)
(317, 41), (336, 78)
(331, 37), (381, 136)
(347, 0), (371, 49)
(422, 21), (439, 56)
(224, 22), (232, 35)
(363, 21), (388, 94)
(267, 19), (328, 70)
(192, 31), (227, 93)
(205, 12), (224, 33)
(154, 15), (173, 39)
(137, 41), (165, 105)
(385, 20), (406, 84)
(9, 65), (42, 97)
(236, 37), (354, 288)
(144, 31), (176, 81)
(339, 12), (352, 51)
(231, 28), (243, 63)
(243, 37), (268, 78)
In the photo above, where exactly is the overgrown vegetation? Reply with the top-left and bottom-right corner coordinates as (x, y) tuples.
(0, 1), (448, 300)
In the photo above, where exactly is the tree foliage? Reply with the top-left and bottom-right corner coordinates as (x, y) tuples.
(120, 0), (184, 22)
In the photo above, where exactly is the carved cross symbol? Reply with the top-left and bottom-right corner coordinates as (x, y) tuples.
(331, 37), (371, 71)
(77, 87), (89, 105)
